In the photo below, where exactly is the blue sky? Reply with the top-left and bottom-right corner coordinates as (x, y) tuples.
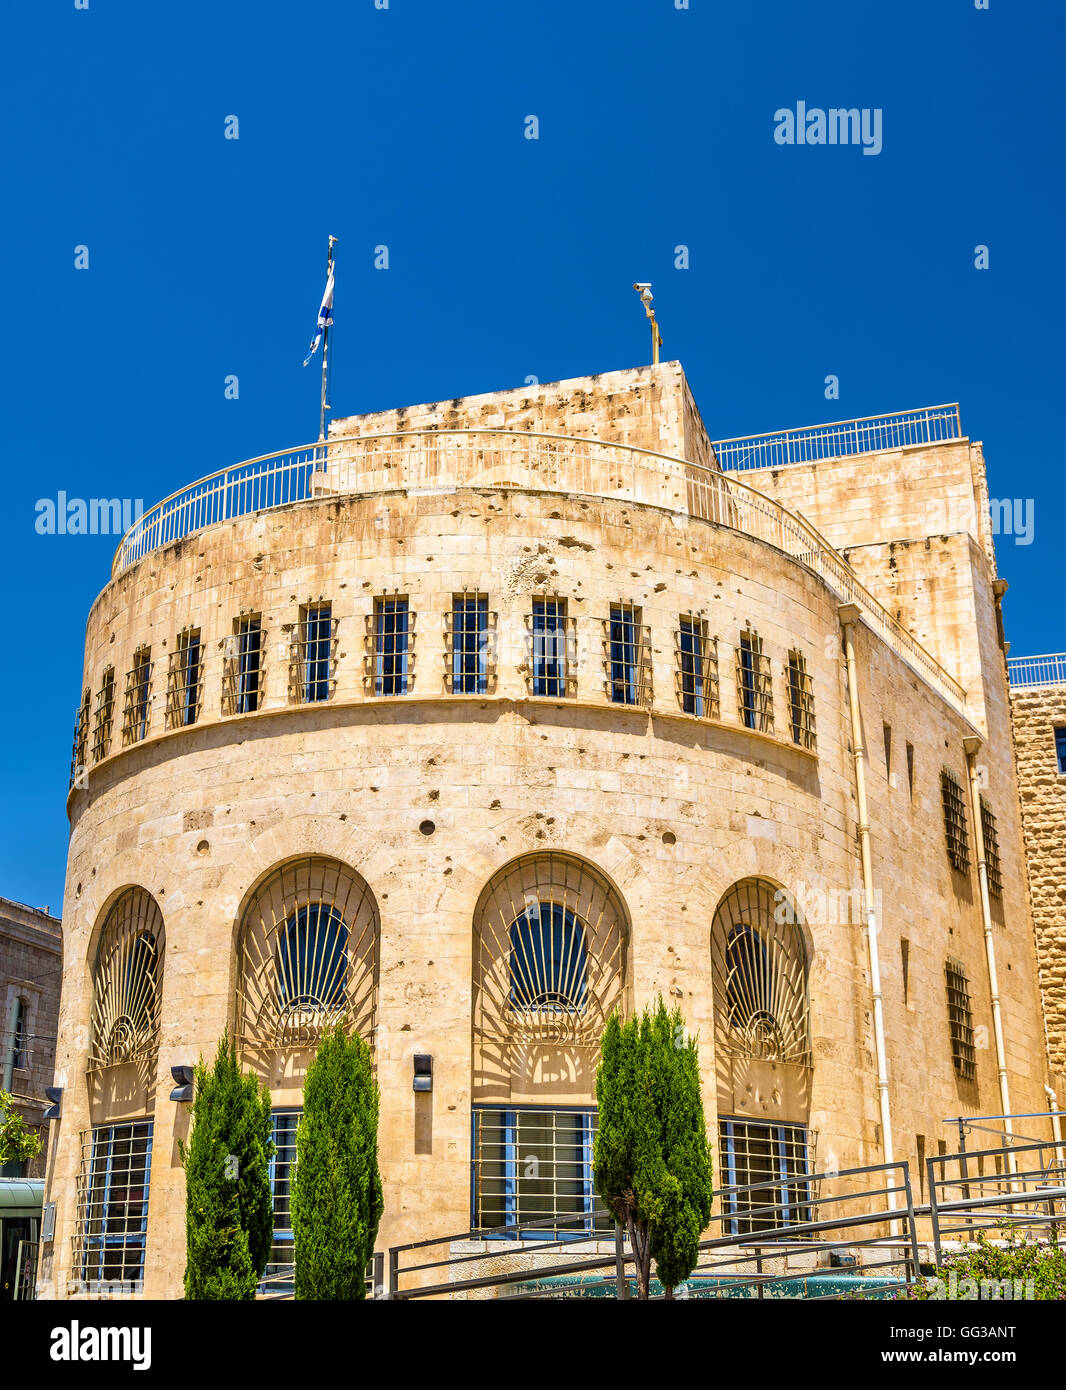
(1, 0), (1063, 910)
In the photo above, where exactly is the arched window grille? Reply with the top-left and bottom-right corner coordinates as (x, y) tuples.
(474, 853), (626, 1050)
(711, 880), (811, 1066)
(236, 857), (378, 1051)
(88, 889), (165, 1072)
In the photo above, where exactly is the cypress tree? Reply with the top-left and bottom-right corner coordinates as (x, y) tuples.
(593, 997), (713, 1299)
(180, 1032), (274, 1300)
(292, 1024), (383, 1300)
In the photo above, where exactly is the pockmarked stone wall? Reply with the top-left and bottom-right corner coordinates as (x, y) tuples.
(38, 365), (1052, 1299)
(1010, 684), (1066, 1083)
(0, 898), (62, 1181)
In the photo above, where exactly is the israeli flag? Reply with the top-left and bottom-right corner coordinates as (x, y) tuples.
(303, 265), (335, 366)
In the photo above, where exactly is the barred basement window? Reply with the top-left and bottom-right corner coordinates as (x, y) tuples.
(604, 602), (651, 707)
(369, 596), (413, 695)
(92, 666), (115, 761)
(222, 614), (264, 715)
(266, 1109), (300, 1277)
(88, 888), (166, 1073)
(122, 647), (152, 745)
(945, 957), (977, 1082)
(290, 602), (333, 704)
(676, 615), (719, 718)
(70, 687), (90, 787)
(979, 798), (1003, 901)
(529, 596), (575, 697)
(940, 769), (970, 873)
(719, 1118), (812, 1236)
(165, 628), (202, 729)
(472, 1107), (609, 1237)
(786, 650), (816, 750)
(446, 593), (494, 694)
(74, 1120), (153, 1287)
(736, 629), (773, 732)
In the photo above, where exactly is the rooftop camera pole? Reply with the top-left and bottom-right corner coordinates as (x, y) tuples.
(319, 235), (338, 449)
(633, 283), (662, 365)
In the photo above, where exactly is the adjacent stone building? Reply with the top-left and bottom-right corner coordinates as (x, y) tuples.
(38, 363), (1053, 1298)
(1, 898), (62, 1180)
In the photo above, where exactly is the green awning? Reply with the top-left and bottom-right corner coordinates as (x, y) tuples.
(0, 1179), (44, 1210)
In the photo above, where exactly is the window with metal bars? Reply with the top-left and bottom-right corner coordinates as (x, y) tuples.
(719, 1118), (811, 1236)
(165, 628), (202, 729)
(940, 769), (970, 873)
(88, 888), (165, 1072)
(276, 903), (348, 1014)
(1057, 727), (1066, 775)
(122, 647), (152, 745)
(265, 1109), (300, 1277)
(75, 1120), (153, 1287)
(471, 1107), (609, 1238)
(736, 629), (773, 732)
(945, 958), (977, 1082)
(92, 666), (116, 762)
(979, 797), (1003, 901)
(371, 596), (412, 695)
(10, 997), (26, 1070)
(786, 650), (816, 750)
(291, 603), (333, 704)
(676, 615), (718, 718)
(446, 593), (491, 694)
(223, 614), (263, 715)
(530, 596), (573, 697)
(70, 687), (90, 786)
(508, 902), (588, 1013)
(605, 602), (651, 706)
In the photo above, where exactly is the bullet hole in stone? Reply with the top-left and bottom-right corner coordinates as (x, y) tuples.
(401, 1023), (411, 1031)
(419, 820), (435, 836)
(371, 786), (379, 792)
(444, 867), (452, 875)
(340, 814), (347, 821)
(75, 883), (82, 898)
(662, 831), (677, 846)
(428, 789), (440, 802)
(196, 840), (210, 857)
(490, 799), (501, 809)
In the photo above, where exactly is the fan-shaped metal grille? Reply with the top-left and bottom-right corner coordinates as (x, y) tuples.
(711, 880), (811, 1065)
(235, 857), (378, 1051)
(474, 854), (627, 1049)
(88, 889), (165, 1072)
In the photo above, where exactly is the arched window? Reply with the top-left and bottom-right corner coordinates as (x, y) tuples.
(508, 902), (588, 1013)
(236, 857), (378, 1051)
(88, 889), (165, 1072)
(711, 880), (810, 1066)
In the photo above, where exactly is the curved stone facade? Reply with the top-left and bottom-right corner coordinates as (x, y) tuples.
(40, 365), (1050, 1299)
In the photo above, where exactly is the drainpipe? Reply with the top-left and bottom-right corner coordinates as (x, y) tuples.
(838, 605), (895, 1181)
(963, 736), (1016, 1176)
(1046, 1085), (1063, 1148)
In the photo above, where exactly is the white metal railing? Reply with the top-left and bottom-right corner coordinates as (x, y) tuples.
(712, 404), (963, 472)
(111, 429), (966, 714)
(1007, 653), (1066, 689)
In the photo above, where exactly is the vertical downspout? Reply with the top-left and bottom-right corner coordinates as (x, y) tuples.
(963, 736), (1016, 1174)
(838, 605), (895, 1180)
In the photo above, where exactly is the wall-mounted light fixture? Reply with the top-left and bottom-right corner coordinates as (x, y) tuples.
(412, 1054), (432, 1093)
(170, 1065), (194, 1102)
(43, 1086), (62, 1120)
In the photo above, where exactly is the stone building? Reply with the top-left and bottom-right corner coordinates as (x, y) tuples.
(38, 363), (1052, 1298)
(1, 898), (62, 1180)
(1008, 654), (1066, 1098)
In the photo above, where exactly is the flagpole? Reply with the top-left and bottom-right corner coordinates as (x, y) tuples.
(318, 235), (337, 451)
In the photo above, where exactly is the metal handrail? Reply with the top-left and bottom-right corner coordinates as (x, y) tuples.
(110, 429), (967, 715)
(712, 403), (963, 472)
(1006, 653), (1066, 689)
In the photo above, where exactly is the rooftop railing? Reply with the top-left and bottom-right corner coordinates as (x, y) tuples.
(111, 429), (966, 714)
(712, 403), (963, 472)
(1007, 653), (1066, 689)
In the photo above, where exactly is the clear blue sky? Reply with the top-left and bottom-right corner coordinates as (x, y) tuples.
(1, 0), (1063, 911)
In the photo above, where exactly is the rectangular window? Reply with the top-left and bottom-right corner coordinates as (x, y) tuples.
(941, 769), (970, 873)
(373, 596), (411, 695)
(1056, 727), (1066, 775)
(906, 741), (915, 797)
(980, 798), (1003, 901)
(945, 958), (977, 1082)
(677, 615), (718, 718)
(265, 1109), (300, 1282)
(77, 1120), (153, 1287)
(166, 628), (202, 729)
(883, 723), (892, 774)
(719, 1118), (811, 1236)
(10, 998), (25, 1070)
(70, 688), (90, 787)
(606, 602), (649, 707)
(736, 629), (773, 733)
(235, 615), (263, 714)
(448, 594), (490, 694)
(472, 1107), (609, 1238)
(901, 937), (910, 1006)
(293, 603), (332, 704)
(531, 596), (572, 697)
(786, 650), (816, 750)
(92, 667), (116, 762)
(122, 647), (152, 745)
